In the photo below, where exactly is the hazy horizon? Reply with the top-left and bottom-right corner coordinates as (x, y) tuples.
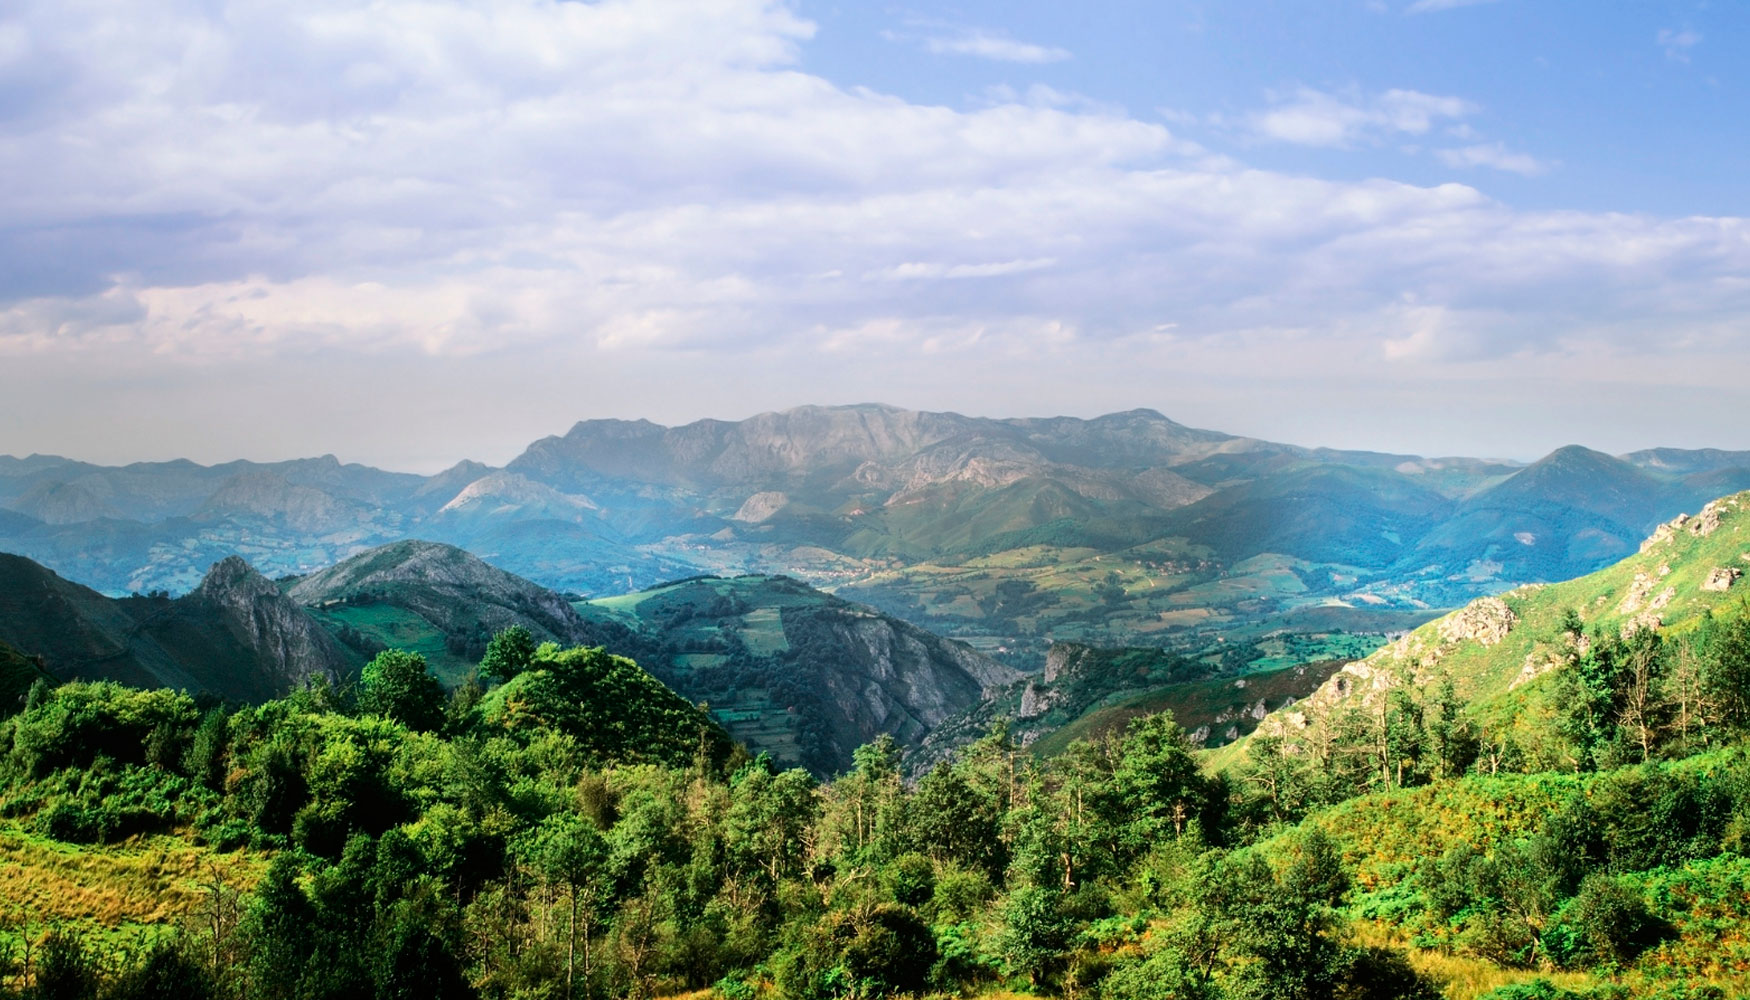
(0, 398), (1731, 476)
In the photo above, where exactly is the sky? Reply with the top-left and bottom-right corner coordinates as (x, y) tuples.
(1, 0), (1746, 472)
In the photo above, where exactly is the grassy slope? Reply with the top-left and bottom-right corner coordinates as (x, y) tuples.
(0, 820), (263, 949)
(1210, 491), (1750, 773)
(1254, 750), (1750, 998)
(304, 602), (477, 682)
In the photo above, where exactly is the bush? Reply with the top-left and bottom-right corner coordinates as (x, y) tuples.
(6, 682), (199, 779)
(107, 940), (221, 1000)
(1544, 874), (1666, 968)
(359, 650), (446, 733)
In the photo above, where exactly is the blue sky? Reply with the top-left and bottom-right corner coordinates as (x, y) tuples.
(802, 1), (1745, 216)
(0, 0), (1746, 470)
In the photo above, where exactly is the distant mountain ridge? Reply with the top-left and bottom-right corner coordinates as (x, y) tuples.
(4, 405), (1749, 662)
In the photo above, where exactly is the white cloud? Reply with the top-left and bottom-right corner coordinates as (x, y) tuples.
(865, 258), (1057, 282)
(0, 0), (1748, 464)
(921, 30), (1070, 64)
(1248, 87), (1476, 147)
(1437, 142), (1551, 176)
(1658, 27), (1702, 62)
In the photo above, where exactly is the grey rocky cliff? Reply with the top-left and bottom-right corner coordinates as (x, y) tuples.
(806, 610), (1021, 766)
(1703, 566), (1742, 592)
(190, 556), (349, 691)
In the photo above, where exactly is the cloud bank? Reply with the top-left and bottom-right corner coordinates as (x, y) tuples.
(0, 0), (1747, 465)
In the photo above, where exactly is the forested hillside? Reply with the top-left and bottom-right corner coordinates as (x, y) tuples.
(4, 486), (1750, 999)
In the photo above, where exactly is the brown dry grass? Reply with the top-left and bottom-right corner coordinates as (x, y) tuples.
(1351, 920), (1599, 1000)
(0, 821), (263, 931)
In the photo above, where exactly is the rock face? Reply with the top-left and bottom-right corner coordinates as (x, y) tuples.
(1641, 522), (1680, 553)
(1644, 496), (1740, 553)
(1621, 611), (1664, 638)
(189, 556), (349, 693)
(1043, 642), (1091, 685)
(730, 491), (789, 523)
(195, 469), (361, 534)
(1619, 572), (1656, 614)
(1704, 566), (1743, 592)
(509, 405), (1238, 491)
(1018, 681), (1049, 719)
(436, 472), (597, 520)
(1436, 597), (1517, 647)
(809, 611), (1019, 761)
(1688, 501), (1727, 537)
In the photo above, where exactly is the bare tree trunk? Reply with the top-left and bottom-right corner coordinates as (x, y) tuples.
(567, 888), (578, 1000)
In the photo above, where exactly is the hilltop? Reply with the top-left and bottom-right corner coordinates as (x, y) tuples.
(286, 539), (622, 682)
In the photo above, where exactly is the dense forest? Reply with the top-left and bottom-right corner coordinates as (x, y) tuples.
(3, 606), (1750, 1000)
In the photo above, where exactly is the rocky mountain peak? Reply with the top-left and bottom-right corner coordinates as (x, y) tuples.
(286, 540), (597, 652)
(190, 555), (347, 690)
(194, 554), (277, 600)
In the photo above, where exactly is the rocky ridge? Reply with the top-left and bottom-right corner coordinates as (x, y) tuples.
(188, 556), (349, 691)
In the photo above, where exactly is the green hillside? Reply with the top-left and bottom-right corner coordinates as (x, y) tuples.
(1217, 490), (1750, 775)
(576, 574), (1019, 776)
(838, 535), (1434, 675)
(915, 640), (1349, 773)
(0, 638), (49, 715)
(1027, 659), (1346, 759)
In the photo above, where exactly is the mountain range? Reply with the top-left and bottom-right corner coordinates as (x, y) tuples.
(3, 468), (1748, 781)
(3, 404), (1748, 668)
